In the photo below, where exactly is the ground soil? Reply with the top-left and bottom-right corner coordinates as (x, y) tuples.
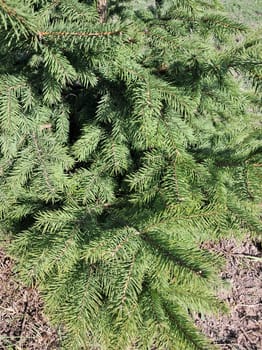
(195, 238), (262, 350)
(0, 238), (261, 349)
(0, 249), (61, 350)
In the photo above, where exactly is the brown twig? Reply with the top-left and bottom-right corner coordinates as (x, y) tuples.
(38, 30), (122, 39)
(17, 291), (28, 348)
(97, 0), (108, 23)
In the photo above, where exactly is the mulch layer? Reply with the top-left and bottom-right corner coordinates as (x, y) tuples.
(0, 238), (261, 349)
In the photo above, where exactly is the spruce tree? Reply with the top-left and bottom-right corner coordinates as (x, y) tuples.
(0, 0), (261, 349)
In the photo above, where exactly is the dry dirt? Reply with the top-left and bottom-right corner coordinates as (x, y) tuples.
(0, 238), (261, 349)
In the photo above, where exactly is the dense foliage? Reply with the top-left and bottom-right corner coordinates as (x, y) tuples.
(0, 0), (261, 349)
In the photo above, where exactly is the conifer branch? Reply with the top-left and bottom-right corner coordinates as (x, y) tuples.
(173, 159), (182, 201)
(0, 0), (28, 26)
(31, 132), (56, 195)
(38, 30), (122, 39)
(243, 166), (254, 200)
(1, 0), (261, 348)
(143, 210), (221, 233)
(121, 254), (137, 306)
(0, 0), (36, 36)
(111, 229), (141, 258)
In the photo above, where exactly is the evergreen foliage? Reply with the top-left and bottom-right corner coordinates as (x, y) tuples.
(0, 0), (261, 349)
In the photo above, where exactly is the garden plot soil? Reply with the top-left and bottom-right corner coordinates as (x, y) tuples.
(0, 238), (261, 350)
(0, 249), (61, 350)
(195, 238), (262, 350)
